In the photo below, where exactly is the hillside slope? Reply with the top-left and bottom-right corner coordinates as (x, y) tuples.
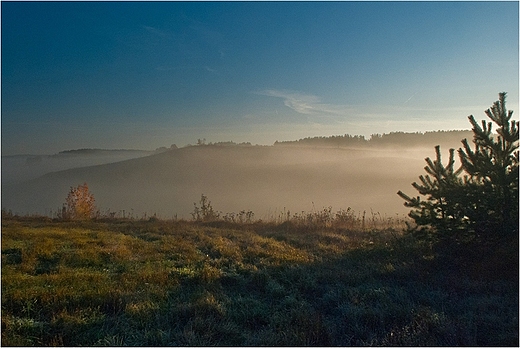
(1, 149), (153, 185)
(2, 144), (437, 218)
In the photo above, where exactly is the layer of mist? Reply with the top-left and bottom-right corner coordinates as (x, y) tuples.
(1, 142), (465, 220)
(2, 149), (153, 186)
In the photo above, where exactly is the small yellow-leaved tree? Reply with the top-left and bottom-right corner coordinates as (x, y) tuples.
(64, 183), (96, 220)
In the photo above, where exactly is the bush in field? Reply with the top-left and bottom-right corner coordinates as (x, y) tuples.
(63, 182), (96, 220)
(191, 194), (220, 222)
(398, 92), (519, 245)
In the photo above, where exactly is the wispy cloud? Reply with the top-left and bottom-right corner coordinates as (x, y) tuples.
(258, 90), (320, 114)
(189, 21), (225, 54)
(142, 20), (227, 73)
(256, 89), (354, 117)
(403, 92), (417, 104)
(204, 66), (218, 74)
(257, 89), (490, 119)
(142, 25), (169, 38)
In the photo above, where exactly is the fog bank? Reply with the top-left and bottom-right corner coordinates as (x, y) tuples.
(2, 144), (445, 219)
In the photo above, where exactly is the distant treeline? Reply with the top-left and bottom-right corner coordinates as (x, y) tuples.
(274, 130), (474, 148)
(54, 130), (475, 156)
(184, 140), (253, 147)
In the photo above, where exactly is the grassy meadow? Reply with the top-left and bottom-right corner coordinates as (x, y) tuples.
(1, 211), (518, 346)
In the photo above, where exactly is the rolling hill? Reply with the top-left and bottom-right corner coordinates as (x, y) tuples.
(2, 144), (439, 219)
(1, 149), (154, 185)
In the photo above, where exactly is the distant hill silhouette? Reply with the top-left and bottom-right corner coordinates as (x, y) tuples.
(56, 148), (153, 156)
(1, 149), (154, 185)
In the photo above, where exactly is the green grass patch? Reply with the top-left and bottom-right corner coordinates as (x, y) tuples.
(1, 216), (517, 346)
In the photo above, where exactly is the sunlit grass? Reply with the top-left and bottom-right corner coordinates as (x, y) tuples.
(1, 215), (517, 346)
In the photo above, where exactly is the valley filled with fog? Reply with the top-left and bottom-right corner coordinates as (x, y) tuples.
(1, 149), (153, 185)
(2, 132), (472, 220)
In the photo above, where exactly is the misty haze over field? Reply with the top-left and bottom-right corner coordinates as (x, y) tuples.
(2, 132), (472, 220)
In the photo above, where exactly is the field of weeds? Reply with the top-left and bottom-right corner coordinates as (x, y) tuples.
(1, 214), (518, 346)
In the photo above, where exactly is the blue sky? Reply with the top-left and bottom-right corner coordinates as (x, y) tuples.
(2, 1), (518, 155)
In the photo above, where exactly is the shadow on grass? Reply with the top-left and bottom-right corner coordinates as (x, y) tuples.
(147, 228), (518, 346)
(1, 218), (518, 346)
(210, 237), (517, 346)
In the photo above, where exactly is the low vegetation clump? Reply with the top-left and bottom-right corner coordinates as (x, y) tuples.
(62, 183), (97, 221)
(2, 212), (517, 346)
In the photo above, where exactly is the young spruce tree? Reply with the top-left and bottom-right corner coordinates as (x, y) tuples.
(398, 92), (519, 245)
